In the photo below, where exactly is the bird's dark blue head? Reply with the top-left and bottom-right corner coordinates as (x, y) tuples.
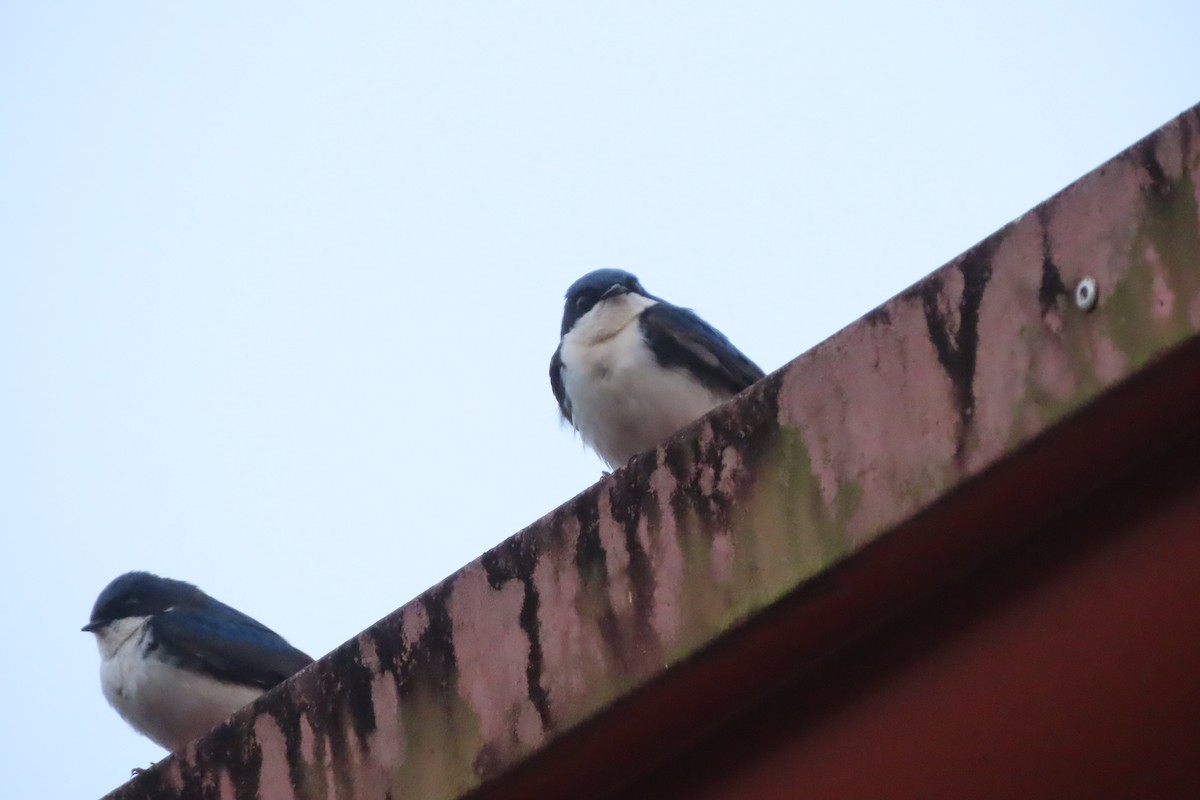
(560, 269), (650, 336)
(83, 571), (208, 633)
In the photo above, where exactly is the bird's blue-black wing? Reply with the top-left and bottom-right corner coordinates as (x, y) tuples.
(150, 604), (313, 690)
(639, 302), (765, 396)
(549, 345), (572, 423)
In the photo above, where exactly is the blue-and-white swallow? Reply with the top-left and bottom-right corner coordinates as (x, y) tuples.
(550, 269), (765, 468)
(83, 571), (313, 752)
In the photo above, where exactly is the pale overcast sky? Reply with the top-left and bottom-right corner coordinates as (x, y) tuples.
(2, 2), (1198, 797)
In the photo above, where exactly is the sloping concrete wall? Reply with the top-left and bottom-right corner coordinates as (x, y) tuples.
(103, 102), (1200, 800)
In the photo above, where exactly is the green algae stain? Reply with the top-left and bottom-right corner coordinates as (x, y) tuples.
(1007, 330), (1107, 452)
(388, 671), (488, 800)
(1106, 171), (1200, 368)
(645, 423), (864, 665)
(721, 424), (856, 623)
(1008, 169), (1200, 453)
(834, 477), (864, 530)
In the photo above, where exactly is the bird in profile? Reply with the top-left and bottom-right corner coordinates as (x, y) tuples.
(83, 571), (313, 752)
(550, 269), (765, 468)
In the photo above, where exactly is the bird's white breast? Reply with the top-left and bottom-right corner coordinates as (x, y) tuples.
(559, 294), (729, 467)
(95, 619), (264, 752)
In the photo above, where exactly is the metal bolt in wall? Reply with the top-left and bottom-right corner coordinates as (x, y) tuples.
(1074, 277), (1098, 312)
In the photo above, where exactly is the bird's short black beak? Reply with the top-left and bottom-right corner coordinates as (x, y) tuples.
(81, 620), (106, 633)
(601, 283), (629, 299)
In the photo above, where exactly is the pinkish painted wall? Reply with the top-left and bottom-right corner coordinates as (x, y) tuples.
(103, 102), (1200, 800)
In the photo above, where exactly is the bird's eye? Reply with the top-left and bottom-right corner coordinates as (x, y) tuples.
(575, 296), (589, 309)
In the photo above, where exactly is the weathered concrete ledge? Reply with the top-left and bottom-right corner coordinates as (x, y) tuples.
(104, 102), (1200, 800)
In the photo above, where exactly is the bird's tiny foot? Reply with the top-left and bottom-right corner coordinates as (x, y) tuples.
(130, 762), (156, 777)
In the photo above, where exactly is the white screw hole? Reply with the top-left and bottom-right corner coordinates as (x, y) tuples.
(1074, 277), (1098, 312)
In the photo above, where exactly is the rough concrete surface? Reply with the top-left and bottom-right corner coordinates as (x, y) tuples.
(103, 103), (1200, 800)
